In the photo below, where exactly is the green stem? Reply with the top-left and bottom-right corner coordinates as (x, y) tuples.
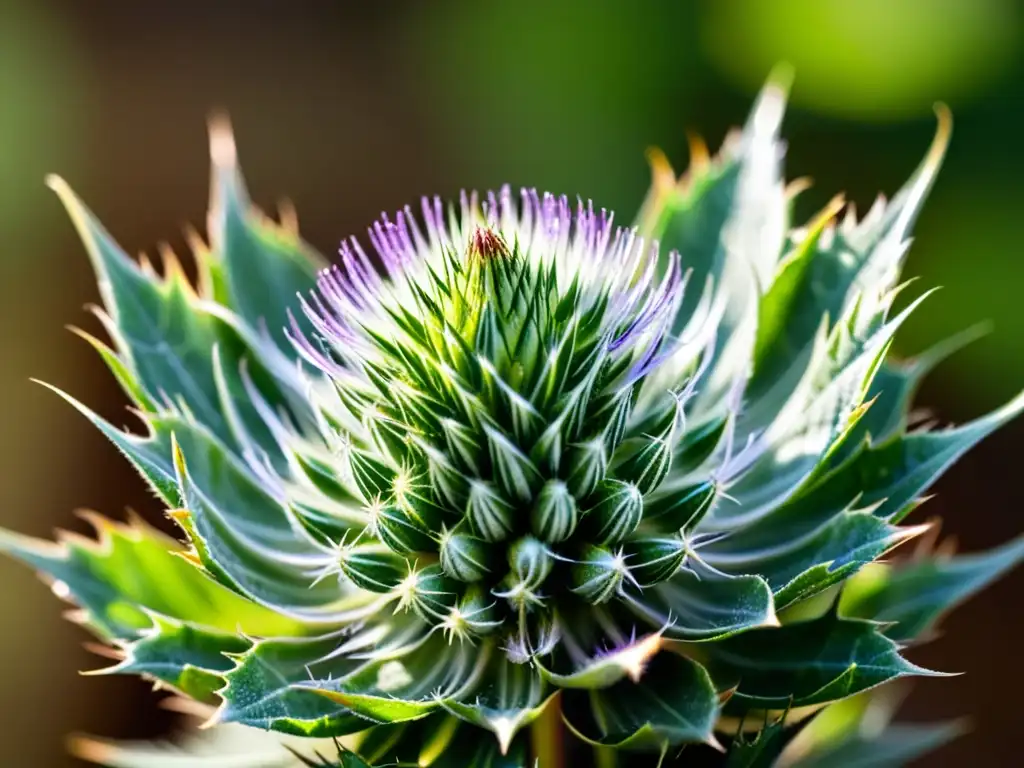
(530, 696), (564, 768)
(594, 745), (618, 768)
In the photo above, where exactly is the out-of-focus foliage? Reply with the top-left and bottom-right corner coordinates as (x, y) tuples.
(408, 0), (698, 214)
(0, 0), (88, 260)
(702, 0), (1020, 120)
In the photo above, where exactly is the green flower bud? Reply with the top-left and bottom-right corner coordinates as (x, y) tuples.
(484, 423), (542, 503)
(583, 479), (643, 545)
(466, 479), (515, 542)
(570, 544), (629, 604)
(367, 413), (410, 466)
(349, 449), (395, 503)
(530, 416), (565, 475)
(531, 480), (579, 543)
(443, 585), (502, 639)
(399, 563), (460, 621)
(674, 415), (727, 471)
(612, 433), (673, 495)
(414, 439), (469, 508)
(395, 480), (453, 532)
(439, 529), (494, 582)
(338, 543), (408, 593)
(624, 535), (687, 586)
(294, 452), (359, 504)
(566, 437), (608, 498)
(643, 481), (717, 532)
(508, 536), (554, 590)
(494, 576), (545, 612)
(593, 386), (635, 451)
(371, 502), (435, 555)
(441, 417), (482, 472)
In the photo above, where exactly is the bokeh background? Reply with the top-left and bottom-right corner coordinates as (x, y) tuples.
(1, 0), (1021, 765)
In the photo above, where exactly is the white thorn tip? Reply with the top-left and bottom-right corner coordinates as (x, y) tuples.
(615, 633), (664, 683)
(208, 112), (237, 167)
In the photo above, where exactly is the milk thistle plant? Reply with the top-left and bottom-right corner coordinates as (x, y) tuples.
(2, 77), (1023, 767)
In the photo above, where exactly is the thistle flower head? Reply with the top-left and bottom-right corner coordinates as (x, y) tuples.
(2, 80), (1023, 767)
(290, 186), (694, 645)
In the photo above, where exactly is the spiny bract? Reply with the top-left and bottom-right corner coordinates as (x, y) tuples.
(3, 79), (1023, 768)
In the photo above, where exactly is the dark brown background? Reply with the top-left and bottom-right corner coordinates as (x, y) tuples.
(1, 1), (1021, 765)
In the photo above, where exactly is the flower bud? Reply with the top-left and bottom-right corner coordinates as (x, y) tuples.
(593, 386), (635, 452)
(372, 503), (434, 555)
(531, 480), (579, 543)
(368, 414), (410, 466)
(448, 585), (502, 638)
(565, 437), (608, 498)
(484, 423), (542, 503)
(441, 418), (482, 472)
(397, 483), (453, 532)
(571, 544), (628, 604)
(530, 417), (564, 475)
(402, 564), (459, 621)
(613, 434), (673, 495)
(643, 481), (716, 532)
(415, 439), (469, 508)
(349, 449), (395, 503)
(508, 536), (554, 590)
(583, 479), (643, 545)
(624, 535), (687, 587)
(439, 529), (494, 582)
(338, 543), (408, 593)
(466, 480), (515, 542)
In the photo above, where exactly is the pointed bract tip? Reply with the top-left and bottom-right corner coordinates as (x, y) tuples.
(170, 434), (187, 479)
(910, 661), (962, 679)
(909, 321), (992, 378)
(894, 522), (936, 547)
(705, 731), (726, 753)
(159, 695), (218, 718)
(72, 507), (113, 529)
(645, 146), (676, 191)
(278, 198), (300, 234)
(79, 658), (126, 677)
(930, 103), (953, 166)
(45, 174), (87, 220)
(198, 701), (226, 730)
(767, 62), (795, 93)
(785, 176), (814, 200)
(208, 111), (237, 168)
(82, 641), (124, 662)
(685, 131), (710, 173)
(616, 632), (664, 683)
(67, 735), (116, 763)
(995, 389), (1024, 423)
(494, 718), (516, 755)
(45, 173), (70, 195)
(823, 193), (847, 219)
(747, 72), (789, 140)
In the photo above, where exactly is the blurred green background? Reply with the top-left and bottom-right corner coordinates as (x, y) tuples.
(0, 0), (1021, 764)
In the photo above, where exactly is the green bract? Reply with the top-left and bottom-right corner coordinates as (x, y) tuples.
(3, 79), (1022, 767)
